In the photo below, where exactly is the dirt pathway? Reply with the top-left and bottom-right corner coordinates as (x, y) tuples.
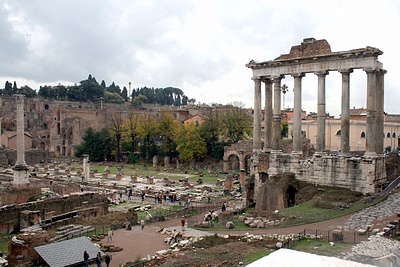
(100, 212), (355, 267)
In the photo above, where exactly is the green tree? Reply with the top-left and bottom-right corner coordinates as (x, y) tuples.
(122, 111), (140, 156)
(137, 114), (159, 160)
(200, 109), (221, 158)
(75, 127), (111, 161)
(19, 85), (37, 98)
(121, 86), (128, 102)
(281, 120), (289, 138)
(158, 112), (180, 157)
(110, 112), (125, 162)
(104, 91), (124, 103)
(220, 106), (252, 143)
(176, 122), (207, 163)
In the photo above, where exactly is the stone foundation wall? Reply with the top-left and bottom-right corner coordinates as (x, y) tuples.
(266, 153), (386, 194)
(0, 192), (107, 234)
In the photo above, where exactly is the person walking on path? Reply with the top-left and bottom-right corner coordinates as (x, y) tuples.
(83, 250), (89, 267)
(104, 253), (111, 267)
(107, 228), (113, 242)
(95, 251), (103, 267)
(141, 219), (145, 230)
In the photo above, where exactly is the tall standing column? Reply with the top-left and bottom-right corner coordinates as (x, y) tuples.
(252, 78), (262, 152)
(315, 71), (328, 154)
(339, 69), (353, 155)
(375, 69), (386, 155)
(272, 76), (283, 151)
(263, 78), (272, 152)
(13, 94), (29, 186)
(364, 68), (377, 157)
(292, 73), (305, 154)
(15, 95), (27, 167)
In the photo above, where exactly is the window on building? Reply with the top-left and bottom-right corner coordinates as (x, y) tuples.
(393, 132), (397, 138)
(336, 130), (341, 136)
(361, 132), (366, 138)
(387, 132), (391, 138)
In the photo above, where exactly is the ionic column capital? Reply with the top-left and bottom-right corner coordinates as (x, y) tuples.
(339, 69), (354, 74)
(291, 73), (305, 78)
(315, 70), (329, 77)
(272, 75), (284, 82)
(363, 68), (376, 74)
(377, 69), (387, 75)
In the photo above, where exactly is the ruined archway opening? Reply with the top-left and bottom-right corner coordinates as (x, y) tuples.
(286, 185), (297, 207)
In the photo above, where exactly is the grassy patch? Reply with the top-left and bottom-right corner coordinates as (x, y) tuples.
(0, 237), (9, 256)
(291, 238), (353, 257)
(279, 198), (381, 227)
(242, 249), (272, 264)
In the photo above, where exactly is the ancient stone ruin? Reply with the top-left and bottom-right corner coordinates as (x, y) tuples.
(244, 38), (387, 211)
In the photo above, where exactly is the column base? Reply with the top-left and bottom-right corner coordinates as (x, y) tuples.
(291, 151), (303, 156)
(363, 152), (378, 159)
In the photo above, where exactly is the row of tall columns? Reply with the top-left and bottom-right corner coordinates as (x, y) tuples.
(252, 68), (385, 156)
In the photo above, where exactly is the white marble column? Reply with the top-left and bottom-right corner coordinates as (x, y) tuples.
(292, 73), (305, 154)
(375, 69), (386, 155)
(252, 78), (262, 152)
(83, 154), (90, 182)
(272, 76), (284, 151)
(364, 68), (377, 157)
(263, 78), (272, 152)
(339, 69), (353, 155)
(315, 71), (328, 155)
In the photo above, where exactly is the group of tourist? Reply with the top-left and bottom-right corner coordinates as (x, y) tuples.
(83, 250), (111, 267)
(154, 192), (178, 204)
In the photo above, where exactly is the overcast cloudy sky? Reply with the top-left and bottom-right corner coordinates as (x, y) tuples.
(1, 0), (399, 116)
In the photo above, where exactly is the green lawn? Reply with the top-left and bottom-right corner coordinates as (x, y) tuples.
(291, 238), (353, 257)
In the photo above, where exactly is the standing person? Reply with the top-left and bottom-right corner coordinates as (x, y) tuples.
(141, 219), (145, 230)
(106, 228), (113, 243)
(95, 251), (103, 267)
(222, 203), (226, 212)
(104, 253), (111, 267)
(181, 216), (186, 231)
(128, 188), (132, 200)
(83, 250), (89, 267)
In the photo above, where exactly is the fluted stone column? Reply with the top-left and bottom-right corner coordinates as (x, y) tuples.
(272, 76), (283, 151)
(292, 73), (305, 154)
(315, 71), (328, 155)
(375, 69), (386, 155)
(339, 69), (353, 155)
(263, 78), (272, 152)
(365, 68), (377, 157)
(252, 78), (262, 152)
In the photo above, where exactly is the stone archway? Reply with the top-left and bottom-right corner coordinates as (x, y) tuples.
(227, 154), (240, 171)
(286, 185), (297, 207)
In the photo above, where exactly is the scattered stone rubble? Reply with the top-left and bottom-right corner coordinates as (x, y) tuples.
(342, 235), (400, 266)
(239, 215), (283, 228)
